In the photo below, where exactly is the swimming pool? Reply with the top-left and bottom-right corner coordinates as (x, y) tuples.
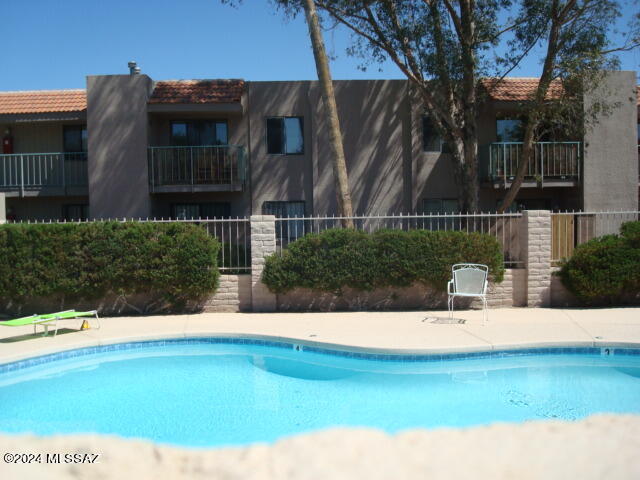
(1, 338), (639, 447)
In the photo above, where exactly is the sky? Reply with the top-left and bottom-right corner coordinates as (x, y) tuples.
(2, 0), (639, 91)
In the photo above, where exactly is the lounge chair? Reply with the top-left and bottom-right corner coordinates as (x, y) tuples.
(0, 310), (100, 337)
(447, 264), (489, 324)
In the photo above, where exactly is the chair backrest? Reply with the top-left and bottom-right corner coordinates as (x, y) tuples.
(452, 264), (488, 295)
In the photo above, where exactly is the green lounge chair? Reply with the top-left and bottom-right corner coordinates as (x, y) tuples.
(0, 310), (100, 337)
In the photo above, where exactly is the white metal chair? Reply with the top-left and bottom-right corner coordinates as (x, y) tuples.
(447, 264), (489, 324)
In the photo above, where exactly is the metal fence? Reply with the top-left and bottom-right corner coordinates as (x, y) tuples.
(273, 212), (524, 267)
(6, 217), (251, 273)
(148, 145), (247, 191)
(488, 141), (581, 185)
(551, 211), (640, 265)
(0, 152), (88, 193)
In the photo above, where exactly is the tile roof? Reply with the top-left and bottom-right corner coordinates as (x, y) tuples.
(482, 78), (564, 101)
(149, 80), (245, 104)
(0, 89), (86, 114)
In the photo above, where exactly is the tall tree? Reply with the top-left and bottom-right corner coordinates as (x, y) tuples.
(311, 0), (639, 212)
(302, 0), (355, 224)
(495, 0), (639, 212)
(222, 0), (355, 224)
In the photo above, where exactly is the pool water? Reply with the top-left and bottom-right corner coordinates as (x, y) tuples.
(1, 343), (639, 447)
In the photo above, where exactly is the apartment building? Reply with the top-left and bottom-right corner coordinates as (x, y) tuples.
(0, 67), (637, 221)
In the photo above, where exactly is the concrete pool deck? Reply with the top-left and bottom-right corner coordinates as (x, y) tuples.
(1, 307), (639, 365)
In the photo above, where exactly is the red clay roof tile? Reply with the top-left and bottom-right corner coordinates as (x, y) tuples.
(482, 78), (564, 101)
(149, 80), (245, 104)
(0, 89), (86, 114)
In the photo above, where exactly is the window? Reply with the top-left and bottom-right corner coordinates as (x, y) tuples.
(422, 198), (458, 214)
(263, 201), (306, 240)
(496, 118), (524, 142)
(63, 125), (87, 152)
(171, 120), (228, 146)
(171, 202), (231, 220)
(266, 117), (304, 154)
(422, 116), (448, 153)
(63, 204), (89, 221)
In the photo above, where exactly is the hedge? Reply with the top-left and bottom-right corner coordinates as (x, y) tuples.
(558, 221), (640, 305)
(0, 222), (220, 308)
(262, 228), (505, 294)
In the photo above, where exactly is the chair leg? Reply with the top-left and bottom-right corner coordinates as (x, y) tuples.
(448, 296), (454, 319)
(482, 297), (488, 325)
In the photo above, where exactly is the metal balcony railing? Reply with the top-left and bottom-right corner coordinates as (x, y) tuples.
(148, 145), (247, 192)
(488, 142), (581, 186)
(0, 152), (88, 195)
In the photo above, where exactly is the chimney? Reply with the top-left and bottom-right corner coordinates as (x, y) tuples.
(128, 61), (140, 75)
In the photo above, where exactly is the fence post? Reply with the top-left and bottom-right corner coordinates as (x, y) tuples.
(0, 193), (5, 224)
(250, 215), (277, 312)
(519, 210), (552, 307)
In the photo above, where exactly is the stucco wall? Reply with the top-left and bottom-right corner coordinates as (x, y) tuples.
(248, 82), (315, 215)
(583, 71), (638, 211)
(86, 74), (153, 218)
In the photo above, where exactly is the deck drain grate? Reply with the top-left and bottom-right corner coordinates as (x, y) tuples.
(426, 317), (466, 324)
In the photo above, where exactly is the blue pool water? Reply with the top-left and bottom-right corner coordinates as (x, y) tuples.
(1, 341), (640, 447)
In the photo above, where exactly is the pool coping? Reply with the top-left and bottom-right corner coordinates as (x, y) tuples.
(1, 308), (640, 370)
(2, 332), (640, 375)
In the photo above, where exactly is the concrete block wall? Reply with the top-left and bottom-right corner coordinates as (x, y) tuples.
(486, 269), (527, 308)
(519, 210), (552, 307)
(203, 275), (251, 312)
(250, 215), (277, 312)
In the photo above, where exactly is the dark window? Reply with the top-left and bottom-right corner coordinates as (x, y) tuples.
(63, 204), (89, 221)
(63, 125), (87, 152)
(171, 202), (231, 220)
(266, 117), (304, 154)
(263, 201), (306, 241)
(422, 198), (458, 214)
(422, 116), (448, 153)
(171, 121), (228, 146)
(496, 118), (524, 142)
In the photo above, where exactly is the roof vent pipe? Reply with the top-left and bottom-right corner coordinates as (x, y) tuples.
(128, 61), (140, 75)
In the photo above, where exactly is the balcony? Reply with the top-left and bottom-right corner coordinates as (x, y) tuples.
(0, 152), (88, 197)
(484, 142), (581, 188)
(148, 145), (247, 193)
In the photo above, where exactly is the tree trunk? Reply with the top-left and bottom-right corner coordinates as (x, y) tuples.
(497, 122), (537, 213)
(497, 0), (562, 213)
(448, 133), (479, 213)
(303, 0), (354, 227)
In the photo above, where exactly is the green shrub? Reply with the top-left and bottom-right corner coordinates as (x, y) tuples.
(0, 222), (220, 308)
(558, 223), (640, 305)
(262, 228), (504, 294)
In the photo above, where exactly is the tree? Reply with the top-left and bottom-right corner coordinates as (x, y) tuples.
(310, 0), (639, 212)
(222, 0), (355, 225)
(495, 0), (639, 212)
(302, 0), (355, 225)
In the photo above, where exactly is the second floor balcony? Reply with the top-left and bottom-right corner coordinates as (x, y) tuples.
(0, 152), (88, 197)
(148, 145), (247, 193)
(483, 141), (581, 188)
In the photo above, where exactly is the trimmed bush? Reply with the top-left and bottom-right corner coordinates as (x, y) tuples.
(262, 228), (504, 294)
(0, 222), (220, 309)
(558, 221), (640, 305)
